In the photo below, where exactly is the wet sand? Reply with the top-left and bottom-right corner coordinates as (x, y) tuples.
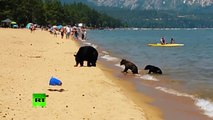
(96, 56), (213, 120)
(0, 28), (159, 120)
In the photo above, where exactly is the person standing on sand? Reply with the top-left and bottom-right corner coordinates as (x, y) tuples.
(83, 29), (87, 40)
(65, 26), (71, 39)
(30, 24), (33, 33)
(81, 27), (86, 40)
(53, 28), (57, 37)
(30, 24), (36, 33)
(73, 26), (78, 40)
(60, 27), (65, 39)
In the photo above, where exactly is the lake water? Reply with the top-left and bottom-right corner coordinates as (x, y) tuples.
(83, 28), (213, 118)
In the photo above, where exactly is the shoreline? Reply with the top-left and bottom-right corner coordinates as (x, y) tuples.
(0, 28), (148, 120)
(75, 32), (163, 120)
(97, 56), (213, 120)
(77, 34), (213, 120)
(97, 63), (163, 120)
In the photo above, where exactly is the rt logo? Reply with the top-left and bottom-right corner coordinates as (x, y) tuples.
(32, 93), (46, 107)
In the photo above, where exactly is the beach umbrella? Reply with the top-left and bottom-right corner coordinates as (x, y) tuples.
(1, 18), (12, 23)
(1, 19), (12, 27)
(26, 23), (32, 29)
(57, 25), (62, 29)
(11, 21), (17, 24)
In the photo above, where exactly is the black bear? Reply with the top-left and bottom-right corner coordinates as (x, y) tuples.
(120, 59), (138, 74)
(74, 46), (98, 67)
(144, 65), (162, 74)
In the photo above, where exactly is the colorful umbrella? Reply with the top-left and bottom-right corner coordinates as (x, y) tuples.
(11, 21), (17, 24)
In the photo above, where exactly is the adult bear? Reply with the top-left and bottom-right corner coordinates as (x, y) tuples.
(120, 59), (138, 74)
(144, 65), (162, 74)
(74, 46), (98, 67)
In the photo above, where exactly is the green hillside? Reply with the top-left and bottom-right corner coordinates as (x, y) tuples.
(0, 0), (122, 28)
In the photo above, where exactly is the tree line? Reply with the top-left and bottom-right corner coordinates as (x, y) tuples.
(0, 0), (123, 28)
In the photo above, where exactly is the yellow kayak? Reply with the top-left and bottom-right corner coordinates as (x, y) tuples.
(148, 43), (184, 47)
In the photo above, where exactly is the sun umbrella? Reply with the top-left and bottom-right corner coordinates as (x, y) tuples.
(1, 18), (12, 23)
(26, 23), (33, 29)
(57, 25), (62, 29)
(11, 21), (17, 24)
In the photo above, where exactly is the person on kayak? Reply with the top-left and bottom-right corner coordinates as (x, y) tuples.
(160, 37), (166, 44)
(170, 38), (175, 44)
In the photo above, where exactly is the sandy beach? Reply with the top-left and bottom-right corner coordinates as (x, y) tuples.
(0, 28), (162, 120)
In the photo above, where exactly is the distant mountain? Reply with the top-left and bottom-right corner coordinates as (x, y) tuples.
(90, 0), (213, 11)
(61, 0), (213, 12)
(61, 0), (213, 28)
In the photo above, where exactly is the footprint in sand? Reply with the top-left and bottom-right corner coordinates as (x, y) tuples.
(28, 56), (42, 58)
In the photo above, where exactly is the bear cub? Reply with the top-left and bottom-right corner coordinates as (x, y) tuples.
(120, 59), (138, 74)
(144, 65), (162, 74)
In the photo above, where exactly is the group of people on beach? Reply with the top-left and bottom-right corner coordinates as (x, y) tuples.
(28, 23), (87, 41)
(49, 25), (87, 40)
(160, 36), (175, 44)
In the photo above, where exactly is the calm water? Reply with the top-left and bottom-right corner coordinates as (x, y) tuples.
(85, 29), (213, 117)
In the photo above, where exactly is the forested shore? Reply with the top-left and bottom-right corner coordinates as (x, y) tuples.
(0, 0), (122, 28)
